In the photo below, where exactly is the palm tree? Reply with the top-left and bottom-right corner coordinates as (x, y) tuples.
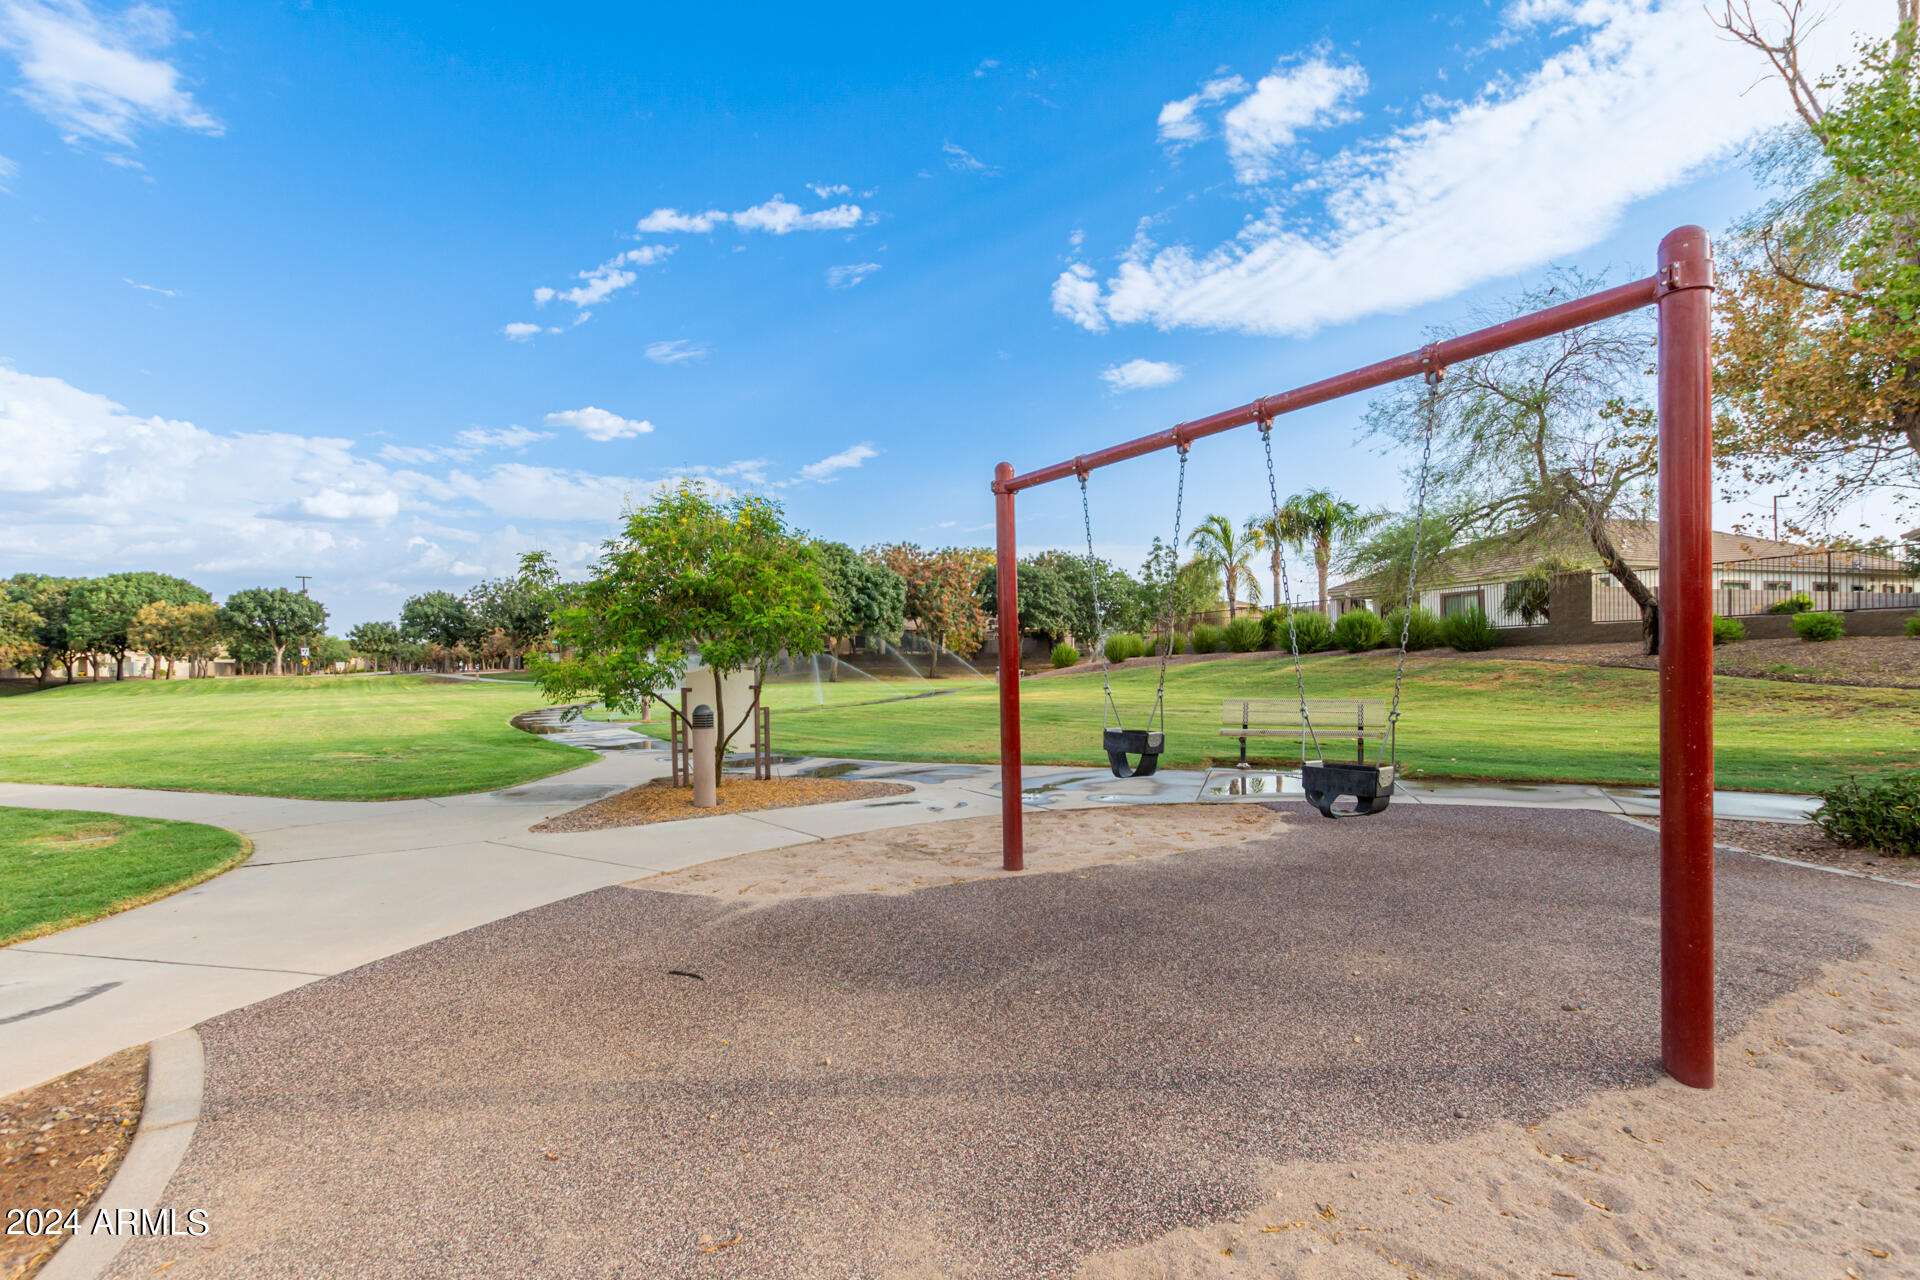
(1259, 489), (1385, 614)
(1186, 514), (1262, 618)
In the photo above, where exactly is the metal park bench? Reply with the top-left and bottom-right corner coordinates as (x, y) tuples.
(1219, 697), (1387, 768)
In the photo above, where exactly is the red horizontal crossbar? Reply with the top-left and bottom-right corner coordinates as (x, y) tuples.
(994, 274), (1663, 494)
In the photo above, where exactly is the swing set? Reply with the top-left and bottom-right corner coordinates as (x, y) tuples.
(991, 226), (1719, 1088)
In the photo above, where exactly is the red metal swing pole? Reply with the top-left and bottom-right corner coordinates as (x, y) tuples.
(1655, 226), (1717, 1089)
(995, 462), (1024, 871)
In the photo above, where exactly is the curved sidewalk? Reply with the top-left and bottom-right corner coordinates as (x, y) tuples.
(1, 742), (1819, 1096)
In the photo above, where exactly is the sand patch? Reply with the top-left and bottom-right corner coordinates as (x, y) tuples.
(628, 802), (1288, 900)
(1076, 918), (1920, 1280)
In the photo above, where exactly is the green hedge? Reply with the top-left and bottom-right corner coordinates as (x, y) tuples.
(1711, 614), (1746, 645)
(1050, 642), (1080, 669)
(1814, 773), (1920, 857)
(1791, 611), (1845, 642)
(1382, 604), (1445, 650)
(1442, 606), (1499, 652)
(1222, 616), (1265, 652)
(1332, 607), (1388, 652)
(1190, 623), (1225, 654)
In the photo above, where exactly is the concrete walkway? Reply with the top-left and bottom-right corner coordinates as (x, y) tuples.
(1, 725), (1820, 1096)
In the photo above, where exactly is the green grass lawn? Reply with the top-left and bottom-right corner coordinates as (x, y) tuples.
(772, 651), (1919, 793)
(0, 674), (593, 800)
(1, 806), (251, 945)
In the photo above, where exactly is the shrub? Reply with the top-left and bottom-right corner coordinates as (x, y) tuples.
(1791, 610), (1845, 642)
(1050, 642), (1079, 669)
(1104, 632), (1148, 663)
(1258, 607), (1290, 649)
(1189, 622), (1224, 654)
(1904, 614), (1920, 638)
(1383, 604), (1445, 651)
(1710, 614), (1746, 645)
(1332, 607), (1388, 653)
(1814, 773), (1920, 857)
(1768, 591), (1815, 614)
(1441, 606), (1499, 652)
(1222, 615), (1264, 652)
(1286, 609), (1334, 653)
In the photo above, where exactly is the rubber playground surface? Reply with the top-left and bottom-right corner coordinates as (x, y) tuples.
(106, 803), (1908, 1279)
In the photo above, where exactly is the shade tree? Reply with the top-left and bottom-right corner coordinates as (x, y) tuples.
(534, 483), (831, 783)
(68, 572), (213, 680)
(219, 587), (328, 676)
(865, 543), (994, 675)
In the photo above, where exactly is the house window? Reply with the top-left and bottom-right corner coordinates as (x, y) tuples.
(1763, 580), (1791, 590)
(1440, 590), (1483, 618)
(1812, 581), (1839, 591)
(1719, 579), (1751, 591)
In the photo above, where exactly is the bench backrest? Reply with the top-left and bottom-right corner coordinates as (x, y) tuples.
(1220, 697), (1388, 738)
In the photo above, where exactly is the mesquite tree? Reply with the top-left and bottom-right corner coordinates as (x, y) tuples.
(1363, 269), (1664, 651)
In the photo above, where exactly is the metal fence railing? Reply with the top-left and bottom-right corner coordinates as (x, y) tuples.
(1592, 550), (1920, 623)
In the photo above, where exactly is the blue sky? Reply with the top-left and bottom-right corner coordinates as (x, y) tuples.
(0, 0), (1892, 627)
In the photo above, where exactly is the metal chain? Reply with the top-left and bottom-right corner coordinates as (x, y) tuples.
(1262, 419), (1322, 763)
(1148, 444), (1189, 731)
(1383, 370), (1440, 767)
(1078, 472), (1122, 731)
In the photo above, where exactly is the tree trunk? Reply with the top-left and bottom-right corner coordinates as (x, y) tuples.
(1315, 537), (1331, 614)
(710, 677), (728, 786)
(272, 644), (286, 676)
(1270, 546), (1282, 614)
(1226, 568), (1238, 619)
(926, 641), (938, 678)
(1577, 501), (1660, 655)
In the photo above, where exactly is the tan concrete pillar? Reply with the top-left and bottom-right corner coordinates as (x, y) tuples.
(691, 704), (717, 807)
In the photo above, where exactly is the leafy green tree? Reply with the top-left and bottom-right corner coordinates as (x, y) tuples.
(534, 483), (831, 782)
(68, 572), (213, 680)
(1499, 555), (1582, 626)
(1136, 538), (1217, 634)
(1713, 5), (1920, 526)
(347, 621), (403, 672)
(975, 552), (1077, 646)
(305, 634), (352, 671)
(466, 577), (553, 667)
(2, 574), (76, 684)
(866, 544), (995, 675)
(0, 594), (38, 672)
(219, 587), (328, 676)
(1186, 514), (1263, 618)
(400, 590), (478, 661)
(814, 541), (907, 652)
(1253, 488), (1386, 614)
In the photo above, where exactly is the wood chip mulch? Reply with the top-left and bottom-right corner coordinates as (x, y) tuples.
(1716, 818), (1920, 884)
(531, 777), (914, 832)
(1, 1047), (146, 1280)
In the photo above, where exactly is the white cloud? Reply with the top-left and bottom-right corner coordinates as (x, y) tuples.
(972, 58), (1000, 78)
(1050, 263), (1105, 332)
(794, 443), (877, 484)
(1058, 0), (1884, 338)
(122, 276), (177, 296)
(636, 194), (865, 235)
(807, 182), (851, 199)
(0, 0), (222, 148)
(0, 153), (14, 188)
(455, 425), (548, 451)
(1156, 73), (1249, 151)
(1221, 57), (1366, 183)
(636, 207), (727, 233)
(942, 142), (996, 175)
(645, 339), (708, 364)
(825, 262), (880, 289)
(501, 321), (543, 341)
(731, 195), (864, 234)
(544, 406), (654, 443)
(1100, 359), (1185, 392)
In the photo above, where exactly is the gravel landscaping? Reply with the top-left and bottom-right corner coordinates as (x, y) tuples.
(1, 1047), (146, 1280)
(530, 776), (912, 831)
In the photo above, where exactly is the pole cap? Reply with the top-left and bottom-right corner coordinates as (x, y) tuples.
(691, 704), (715, 729)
